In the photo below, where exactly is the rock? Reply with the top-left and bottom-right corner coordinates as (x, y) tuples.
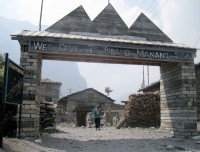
(35, 139), (42, 144)
(197, 141), (200, 144)
(44, 126), (56, 130)
(192, 136), (200, 140)
(41, 133), (49, 136)
(166, 145), (174, 150)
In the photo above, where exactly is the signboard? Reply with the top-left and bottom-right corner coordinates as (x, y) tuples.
(29, 41), (193, 62)
(1, 53), (24, 146)
(3, 54), (24, 105)
(6, 60), (24, 104)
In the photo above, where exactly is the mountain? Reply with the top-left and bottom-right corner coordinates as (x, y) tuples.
(0, 16), (87, 98)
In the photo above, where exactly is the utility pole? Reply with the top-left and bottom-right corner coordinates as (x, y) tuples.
(141, 65), (145, 89)
(147, 66), (149, 85)
(68, 88), (72, 95)
(39, 0), (44, 31)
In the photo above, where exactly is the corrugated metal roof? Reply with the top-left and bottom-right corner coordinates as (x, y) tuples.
(138, 80), (160, 92)
(57, 88), (115, 104)
(11, 30), (195, 50)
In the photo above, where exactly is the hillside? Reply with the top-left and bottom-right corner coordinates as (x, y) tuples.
(0, 16), (87, 97)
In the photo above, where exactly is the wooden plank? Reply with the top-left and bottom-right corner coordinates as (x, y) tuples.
(61, 34), (70, 39)
(23, 31), (37, 36)
(40, 52), (161, 65)
(38, 31), (50, 37)
(46, 32), (57, 37)
(54, 33), (63, 38)
(31, 31), (43, 36)
(11, 30), (27, 36)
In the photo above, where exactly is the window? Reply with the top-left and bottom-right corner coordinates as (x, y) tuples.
(46, 84), (51, 92)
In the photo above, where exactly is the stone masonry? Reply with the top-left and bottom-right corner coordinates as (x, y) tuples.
(195, 63), (200, 120)
(160, 62), (197, 138)
(20, 45), (42, 137)
(12, 3), (197, 138)
(40, 79), (61, 104)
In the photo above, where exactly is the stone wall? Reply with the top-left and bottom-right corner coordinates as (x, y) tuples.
(20, 45), (42, 137)
(40, 79), (61, 104)
(18, 44), (198, 138)
(160, 62), (197, 138)
(195, 63), (200, 120)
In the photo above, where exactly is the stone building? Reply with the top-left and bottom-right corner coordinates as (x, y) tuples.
(40, 79), (62, 104)
(57, 88), (115, 126)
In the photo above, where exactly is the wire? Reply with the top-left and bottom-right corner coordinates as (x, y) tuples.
(194, 37), (200, 47)
(87, 64), (110, 84)
(84, 64), (100, 80)
(128, 0), (147, 25)
(145, 0), (157, 15)
(151, 0), (170, 19)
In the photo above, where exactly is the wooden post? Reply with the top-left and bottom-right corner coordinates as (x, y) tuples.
(116, 117), (125, 129)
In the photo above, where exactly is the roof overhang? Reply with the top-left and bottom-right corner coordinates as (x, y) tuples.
(11, 30), (197, 66)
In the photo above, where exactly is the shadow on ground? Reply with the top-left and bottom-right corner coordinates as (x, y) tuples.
(2, 134), (200, 152)
(1, 124), (200, 152)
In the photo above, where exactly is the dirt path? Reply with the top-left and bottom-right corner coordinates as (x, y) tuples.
(1, 124), (200, 152)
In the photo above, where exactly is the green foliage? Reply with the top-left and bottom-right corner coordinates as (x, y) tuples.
(105, 86), (113, 96)
(0, 53), (5, 89)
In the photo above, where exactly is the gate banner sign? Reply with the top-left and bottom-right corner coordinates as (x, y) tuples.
(29, 41), (193, 62)
(3, 54), (24, 105)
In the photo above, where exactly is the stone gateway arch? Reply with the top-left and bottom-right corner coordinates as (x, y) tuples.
(11, 4), (197, 138)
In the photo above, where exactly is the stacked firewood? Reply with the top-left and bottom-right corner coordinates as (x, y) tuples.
(125, 92), (160, 127)
(40, 101), (56, 133)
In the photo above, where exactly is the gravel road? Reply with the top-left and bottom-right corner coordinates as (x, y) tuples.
(1, 124), (200, 152)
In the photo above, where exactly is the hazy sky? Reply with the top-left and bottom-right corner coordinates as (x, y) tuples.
(1, 0), (200, 103)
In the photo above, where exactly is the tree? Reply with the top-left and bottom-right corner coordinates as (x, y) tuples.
(105, 87), (113, 96)
(0, 54), (4, 90)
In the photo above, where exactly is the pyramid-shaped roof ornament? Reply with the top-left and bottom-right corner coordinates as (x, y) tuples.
(46, 5), (98, 34)
(93, 3), (128, 35)
(128, 13), (172, 42)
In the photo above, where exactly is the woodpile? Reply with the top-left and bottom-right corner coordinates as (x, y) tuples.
(125, 92), (160, 128)
(40, 101), (56, 133)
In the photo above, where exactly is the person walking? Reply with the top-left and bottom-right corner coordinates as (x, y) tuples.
(92, 105), (103, 131)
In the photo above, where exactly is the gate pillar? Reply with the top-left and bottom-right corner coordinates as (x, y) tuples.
(20, 45), (42, 137)
(160, 62), (197, 138)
